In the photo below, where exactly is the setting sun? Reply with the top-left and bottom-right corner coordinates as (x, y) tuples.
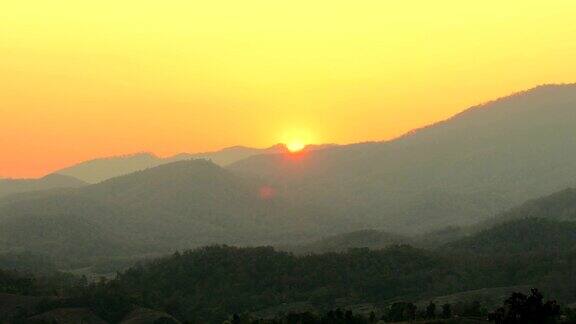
(286, 142), (305, 153)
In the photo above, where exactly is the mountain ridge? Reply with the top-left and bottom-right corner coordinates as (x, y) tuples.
(230, 84), (576, 233)
(0, 174), (87, 199)
(55, 143), (337, 183)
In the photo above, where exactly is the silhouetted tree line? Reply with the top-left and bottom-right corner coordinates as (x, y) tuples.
(488, 289), (560, 324)
(226, 290), (563, 324)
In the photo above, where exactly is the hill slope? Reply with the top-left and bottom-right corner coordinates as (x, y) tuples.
(0, 160), (325, 261)
(0, 174), (86, 198)
(446, 217), (576, 254)
(283, 229), (409, 254)
(230, 84), (576, 233)
(493, 188), (576, 224)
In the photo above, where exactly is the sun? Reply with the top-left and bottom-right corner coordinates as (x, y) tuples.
(286, 141), (306, 153)
(281, 128), (315, 153)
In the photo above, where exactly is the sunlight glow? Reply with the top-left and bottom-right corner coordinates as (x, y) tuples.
(286, 141), (305, 153)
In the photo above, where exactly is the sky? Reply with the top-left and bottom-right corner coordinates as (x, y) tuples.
(2, 1), (576, 178)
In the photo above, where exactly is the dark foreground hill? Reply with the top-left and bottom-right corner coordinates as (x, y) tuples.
(69, 244), (576, 323)
(2, 233), (576, 323)
(231, 84), (576, 233)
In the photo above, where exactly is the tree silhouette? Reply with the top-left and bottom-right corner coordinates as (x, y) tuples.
(441, 303), (452, 319)
(489, 288), (560, 324)
(425, 301), (436, 319)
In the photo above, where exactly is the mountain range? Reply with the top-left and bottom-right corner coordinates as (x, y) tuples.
(4, 84), (576, 323)
(55, 143), (336, 184)
(1, 84), (576, 263)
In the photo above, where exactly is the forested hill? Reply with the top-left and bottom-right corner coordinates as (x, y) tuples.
(2, 235), (576, 322)
(445, 217), (576, 254)
(76, 243), (576, 323)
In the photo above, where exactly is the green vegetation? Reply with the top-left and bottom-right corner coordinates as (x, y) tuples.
(82, 241), (576, 323)
(2, 227), (576, 322)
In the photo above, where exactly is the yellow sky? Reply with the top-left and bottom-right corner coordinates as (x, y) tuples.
(2, 0), (576, 177)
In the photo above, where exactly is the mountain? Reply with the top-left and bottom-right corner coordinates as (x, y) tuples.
(0, 174), (86, 198)
(55, 144), (336, 184)
(55, 153), (162, 184)
(230, 84), (576, 233)
(166, 144), (287, 165)
(0, 160), (328, 262)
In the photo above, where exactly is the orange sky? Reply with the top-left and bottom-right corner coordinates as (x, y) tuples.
(2, 0), (576, 178)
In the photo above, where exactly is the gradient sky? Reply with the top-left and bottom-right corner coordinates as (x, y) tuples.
(2, 1), (576, 177)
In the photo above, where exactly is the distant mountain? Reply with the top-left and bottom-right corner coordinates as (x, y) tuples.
(55, 153), (162, 184)
(55, 144), (336, 183)
(0, 174), (86, 198)
(230, 84), (576, 233)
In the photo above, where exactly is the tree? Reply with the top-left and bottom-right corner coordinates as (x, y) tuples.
(386, 302), (417, 322)
(425, 301), (436, 319)
(442, 303), (452, 319)
(369, 311), (376, 322)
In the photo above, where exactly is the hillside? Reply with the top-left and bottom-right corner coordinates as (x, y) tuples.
(446, 218), (576, 254)
(0, 160), (328, 263)
(110, 245), (448, 323)
(0, 174), (86, 198)
(301, 188), (576, 256)
(283, 229), (409, 254)
(230, 84), (576, 233)
(2, 241), (573, 323)
(493, 188), (576, 224)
